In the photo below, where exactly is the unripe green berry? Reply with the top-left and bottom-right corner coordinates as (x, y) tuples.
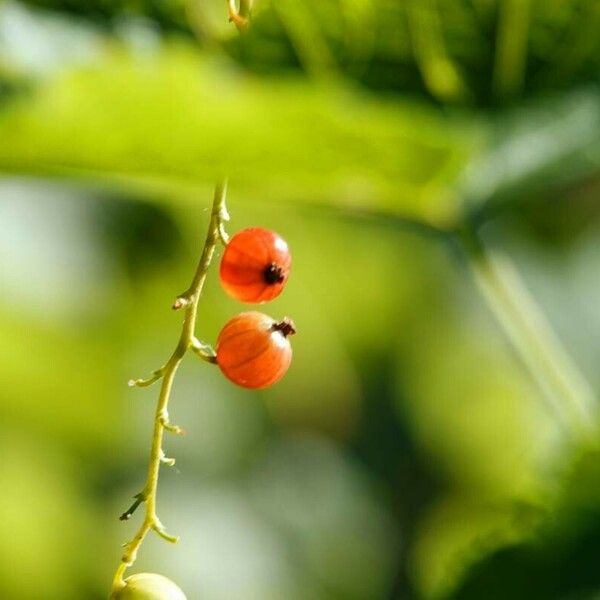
(113, 573), (186, 600)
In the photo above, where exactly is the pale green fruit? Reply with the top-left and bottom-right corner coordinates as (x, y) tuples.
(113, 573), (187, 600)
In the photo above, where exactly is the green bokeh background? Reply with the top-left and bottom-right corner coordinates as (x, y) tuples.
(1, 1), (600, 598)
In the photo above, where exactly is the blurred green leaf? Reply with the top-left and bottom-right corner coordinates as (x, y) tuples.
(0, 42), (472, 226)
(410, 495), (543, 600)
(0, 432), (100, 599)
(1, 39), (600, 230)
(460, 88), (600, 214)
(442, 445), (600, 600)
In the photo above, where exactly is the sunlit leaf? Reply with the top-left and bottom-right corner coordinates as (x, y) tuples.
(0, 42), (472, 227)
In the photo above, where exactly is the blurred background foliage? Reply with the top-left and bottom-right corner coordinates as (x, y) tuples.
(1, 0), (600, 599)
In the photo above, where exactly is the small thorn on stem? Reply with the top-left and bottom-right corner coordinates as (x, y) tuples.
(153, 522), (179, 544)
(128, 369), (164, 388)
(160, 450), (176, 467)
(165, 422), (185, 435)
(159, 414), (185, 435)
(119, 493), (145, 521)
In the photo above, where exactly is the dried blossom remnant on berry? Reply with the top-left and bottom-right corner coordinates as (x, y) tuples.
(272, 317), (296, 337)
(264, 262), (286, 284)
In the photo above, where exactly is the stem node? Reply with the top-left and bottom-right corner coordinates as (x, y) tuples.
(172, 296), (190, 311)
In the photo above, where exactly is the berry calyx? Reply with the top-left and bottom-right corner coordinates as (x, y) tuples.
(220, 228), (291, 303)
(112, 573), (186, 600)
(216, 312), (296, 389)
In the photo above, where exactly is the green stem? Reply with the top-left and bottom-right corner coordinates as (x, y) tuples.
(227, 0), (252, 31)
(492, 0), (530, 100)
(110, 180), (229, 597)
(271, 0), (337, 82)
(461, 229), (596, 438)
(238, 0), (251, 19)
(405, 0), (470, 103)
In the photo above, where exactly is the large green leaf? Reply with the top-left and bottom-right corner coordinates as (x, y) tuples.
(1, 37), (599, 227)
(0, 42), (472, 226)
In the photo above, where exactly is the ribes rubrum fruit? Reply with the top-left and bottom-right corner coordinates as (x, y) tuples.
(216, 311), (296, 389)
(219, 228), (291, 303)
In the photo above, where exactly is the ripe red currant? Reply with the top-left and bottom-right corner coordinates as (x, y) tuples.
(216, 311), (296, 389)
(112, 573), (186, 599)
(220, 228), (291, 303)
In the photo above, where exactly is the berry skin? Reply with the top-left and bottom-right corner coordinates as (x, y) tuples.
(216, 311), (296, 389)
(220, 228), (291, 303)
(112, 573), (186, 600)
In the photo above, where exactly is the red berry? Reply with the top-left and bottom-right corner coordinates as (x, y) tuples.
(220, 228), (291, 303)
(216, 312), (296, 389)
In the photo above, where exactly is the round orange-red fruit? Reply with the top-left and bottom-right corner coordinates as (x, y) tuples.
(219, 228), (291, 303)
(216, 311), (296, 389)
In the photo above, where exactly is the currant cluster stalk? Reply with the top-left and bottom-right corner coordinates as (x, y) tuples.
(110, 180), (230, 596)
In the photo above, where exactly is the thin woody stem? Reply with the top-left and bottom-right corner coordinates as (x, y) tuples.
(460, 226), (596, 439)
(227, 0), (251, 31)
(110, 180), (229, 596)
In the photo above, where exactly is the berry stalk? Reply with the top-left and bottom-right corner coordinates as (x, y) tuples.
(110, 179), (230, 596)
